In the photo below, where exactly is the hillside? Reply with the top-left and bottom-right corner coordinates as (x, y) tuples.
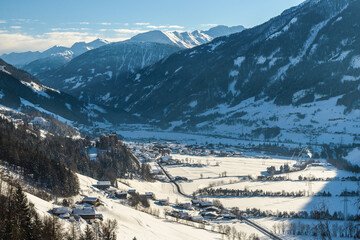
(38, 42), (181, 106)
(0, 59), (138, 126)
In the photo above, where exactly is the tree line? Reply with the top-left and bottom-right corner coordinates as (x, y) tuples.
(195, 187), (332, 198)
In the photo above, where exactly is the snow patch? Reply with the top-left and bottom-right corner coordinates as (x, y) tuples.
(135, 73), (141, 81)
(256, 56), (267, 65)
(64, 76), (76, 83)
(208, 40), (224, 51)
(65, 103), (71, 110)
(229, 70), (239, 78)
(350, 55), (360, 69)
(345, 148), (360, 167)
(234, 56), (245, 68)
(21, 81), (51, 99)
(189, 100), (198, 108)
(268, 17), (297, 39)
(104, 71), (113, 79)
(174, 66), (183, 73)
(228, 80), (237, 95)
(125, 93), (132, 102)
(101, 93), (111, 102)
(292, 89), (310, 103)
(0, 66), (11, 75)
(341, 75), (360, 83)
(331, 50), (351, 62)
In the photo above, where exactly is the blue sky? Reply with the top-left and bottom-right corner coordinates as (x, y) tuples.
(0, 0), (304, 54)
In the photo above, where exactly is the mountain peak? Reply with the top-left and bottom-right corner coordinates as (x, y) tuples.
(128, 26), (245, 48)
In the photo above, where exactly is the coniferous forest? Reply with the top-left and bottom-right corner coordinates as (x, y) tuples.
(0, 116), (138, 197)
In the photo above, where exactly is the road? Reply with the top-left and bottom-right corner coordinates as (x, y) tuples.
(157, 161), (284, 240)
(157, 161), (192, 198)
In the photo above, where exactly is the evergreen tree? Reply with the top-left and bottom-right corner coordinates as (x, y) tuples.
(80, 225), (95, 240)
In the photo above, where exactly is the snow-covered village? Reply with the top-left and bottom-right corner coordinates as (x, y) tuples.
(0, 0), (360, 239)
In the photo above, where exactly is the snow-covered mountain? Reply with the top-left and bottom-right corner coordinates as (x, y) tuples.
(129, 25), (245, 48)
(1, 39), (109, 75)
(0, 58), (137, 125)
(107, 0), (360, 144)
(37, 25), (245, 106)
(38, 42), (181, 105)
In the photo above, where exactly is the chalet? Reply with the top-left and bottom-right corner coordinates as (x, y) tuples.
(73, 207), (96, 220)
(106, 187), (117, 196)
(201, 212), (218, 219)
(191, 199), (201, 206)
(176, 203), (192, 210)
(191, 215), (205, 223)
(127, 189), (136, 194)
(154, 175), (167, 181)
(204, 206), (220, 213)
(158, 199), (169, 205)
(115, 191), (128, 199)
(145, 192), (154, 199)
(220, 213), (236, 219)
(52, 207), (72, 216)
(95, 181), (111, 190)
(81, 197), (100, 206)
(198, 201), (213, 208)
(167, 210), (190, 219)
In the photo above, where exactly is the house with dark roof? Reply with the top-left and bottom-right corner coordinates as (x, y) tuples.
(73, 207), (96, 220)
(81, 197), (100, 206)
(95, 181), (111, 190)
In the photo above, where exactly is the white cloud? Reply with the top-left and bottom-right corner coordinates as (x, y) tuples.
(50, 28), (89, 31)
(201, 23), (218, 28)
(146, 24), (184, 30)
(135, 22), (150, 26)
(10, 26), (22, 29)
(113, 29), (146, 34)
(0, 20), (6, 24)
(80, 22), (89, 25)
(0, 32), (101, 54)
(168, 25), (184, 29)
(101, 22), (111, 25)
(147, 25), (167, 29)
(124, 23), (129, 26)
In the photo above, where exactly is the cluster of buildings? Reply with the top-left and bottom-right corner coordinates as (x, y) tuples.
(164, 199), (236, 223)
(51, 196), (103, 222)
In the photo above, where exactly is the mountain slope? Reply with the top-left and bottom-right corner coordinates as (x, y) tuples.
(38, 42), (181, 106)
(113, 0), (360, 143)
(0, 58), (136, 126)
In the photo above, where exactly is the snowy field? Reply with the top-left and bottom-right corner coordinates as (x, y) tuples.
(164, 154), (297, 194)
(161, 155), (359, 215)
(167, 154), (297, 179)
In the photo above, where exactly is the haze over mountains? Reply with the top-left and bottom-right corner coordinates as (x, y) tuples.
(1, 39), (109, 67)
(0, 0), (359, 145)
